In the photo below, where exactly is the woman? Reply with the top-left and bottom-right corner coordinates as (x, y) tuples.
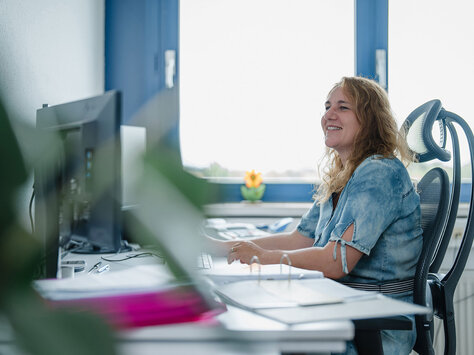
(208, 76), (422, 354)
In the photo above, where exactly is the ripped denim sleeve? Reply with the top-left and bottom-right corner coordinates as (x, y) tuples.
(329, 222), (371, 275)
(332, 238), (349, 274)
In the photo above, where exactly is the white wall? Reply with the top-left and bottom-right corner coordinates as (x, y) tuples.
(0, 0), (105, 226)
(0, 0), (104, 123)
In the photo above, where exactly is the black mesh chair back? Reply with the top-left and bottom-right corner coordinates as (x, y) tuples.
(413, 168), (450, 355)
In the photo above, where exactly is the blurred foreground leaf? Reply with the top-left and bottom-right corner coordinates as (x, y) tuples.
(5, 289), (116, 355)
(0, 101), (27, 236)
(143, 145), (221, 210)
(0, 224), (40, 297)
(0, 99), (33, 300)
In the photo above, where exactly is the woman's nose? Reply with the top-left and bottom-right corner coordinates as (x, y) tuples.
(324, 107), (336, 120)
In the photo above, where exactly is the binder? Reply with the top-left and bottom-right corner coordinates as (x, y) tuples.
(213, 274), (431, 326)
(212, 254), (351, 311)
(203, 257), (324, 284)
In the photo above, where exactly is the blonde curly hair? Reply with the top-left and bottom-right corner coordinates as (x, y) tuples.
(316, 76), (414, 203)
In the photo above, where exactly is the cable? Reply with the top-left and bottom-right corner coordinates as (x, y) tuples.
(100, 252), (165, 263)
(29, 188), (35, 235)
(60, 239), (88, 259)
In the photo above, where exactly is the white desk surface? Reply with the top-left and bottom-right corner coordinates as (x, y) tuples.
(119, 307), (352, 355)
(55, 249), (353, 355)
(52, 248), (431, 355)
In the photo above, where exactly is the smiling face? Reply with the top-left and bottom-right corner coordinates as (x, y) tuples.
(321, 87), (361, 164)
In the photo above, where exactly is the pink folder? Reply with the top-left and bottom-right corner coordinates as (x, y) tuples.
(46, 286), (225, 329)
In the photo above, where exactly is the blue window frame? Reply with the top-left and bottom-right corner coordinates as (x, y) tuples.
(105, 0), (392, 203)
(355, 0), (388, 84)
(106, 0), (178, 122)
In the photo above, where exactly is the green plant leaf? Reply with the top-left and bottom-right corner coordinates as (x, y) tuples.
(143, 146), (221, 209)
(0, 101), (28, 237)
(6, 289), (116, 355)
(0, 98), (117, 355)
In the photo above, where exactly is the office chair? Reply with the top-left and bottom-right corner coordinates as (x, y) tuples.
(403, 99), (474, 355)
(354, 99), (472, 355)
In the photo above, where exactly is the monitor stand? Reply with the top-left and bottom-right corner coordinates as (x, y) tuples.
(63, 235), (132, 254)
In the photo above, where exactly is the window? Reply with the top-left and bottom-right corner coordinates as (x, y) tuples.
(180, 0), (354, 179)
(389, 0), (474, 179)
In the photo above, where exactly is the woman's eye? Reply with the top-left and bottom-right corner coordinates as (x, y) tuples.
(340, 106), (349, 111)
(324, 106), (330, 111)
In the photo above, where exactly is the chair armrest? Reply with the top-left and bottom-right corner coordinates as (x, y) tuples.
(353, 315), (413, 330)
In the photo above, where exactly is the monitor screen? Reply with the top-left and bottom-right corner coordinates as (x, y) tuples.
(35, 91), (127, 278)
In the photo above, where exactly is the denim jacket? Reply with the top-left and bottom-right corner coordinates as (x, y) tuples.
(297, 156), (423, 284)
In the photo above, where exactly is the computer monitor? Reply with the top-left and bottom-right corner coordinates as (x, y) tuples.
(35, 91), (127, 278)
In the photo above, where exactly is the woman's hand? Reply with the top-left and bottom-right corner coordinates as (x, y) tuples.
(227, 240), (269, 265)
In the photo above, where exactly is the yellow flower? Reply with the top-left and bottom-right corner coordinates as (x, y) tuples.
(244, 170), (263, 188)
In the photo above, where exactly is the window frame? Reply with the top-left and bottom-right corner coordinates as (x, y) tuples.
(105, 0), (389, 203)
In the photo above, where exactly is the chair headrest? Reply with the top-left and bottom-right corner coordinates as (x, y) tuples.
(402, 99), (451, 163)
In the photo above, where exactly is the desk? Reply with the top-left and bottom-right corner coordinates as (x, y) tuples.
(118, 307), (353, 354)
(0, 303), (352, 355)
(54, 250), (353, 355)
(29, 249), (431, 355)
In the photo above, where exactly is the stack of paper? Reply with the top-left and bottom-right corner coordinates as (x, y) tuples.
(33, 265), (219, 329)
(34, 265), (175, 300)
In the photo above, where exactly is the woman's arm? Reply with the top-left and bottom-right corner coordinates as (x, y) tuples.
(205, 228), (313, 256)
(246, 228), (314, 250)
(228, 224), (363, 279)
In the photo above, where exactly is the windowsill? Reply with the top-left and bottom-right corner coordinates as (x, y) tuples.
(204, 202), (471, 218)
(204, 202), (312, 218)
(205, 177), (318, 184)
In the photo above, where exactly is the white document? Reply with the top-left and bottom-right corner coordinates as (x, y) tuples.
(257, 295), (431, 325)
